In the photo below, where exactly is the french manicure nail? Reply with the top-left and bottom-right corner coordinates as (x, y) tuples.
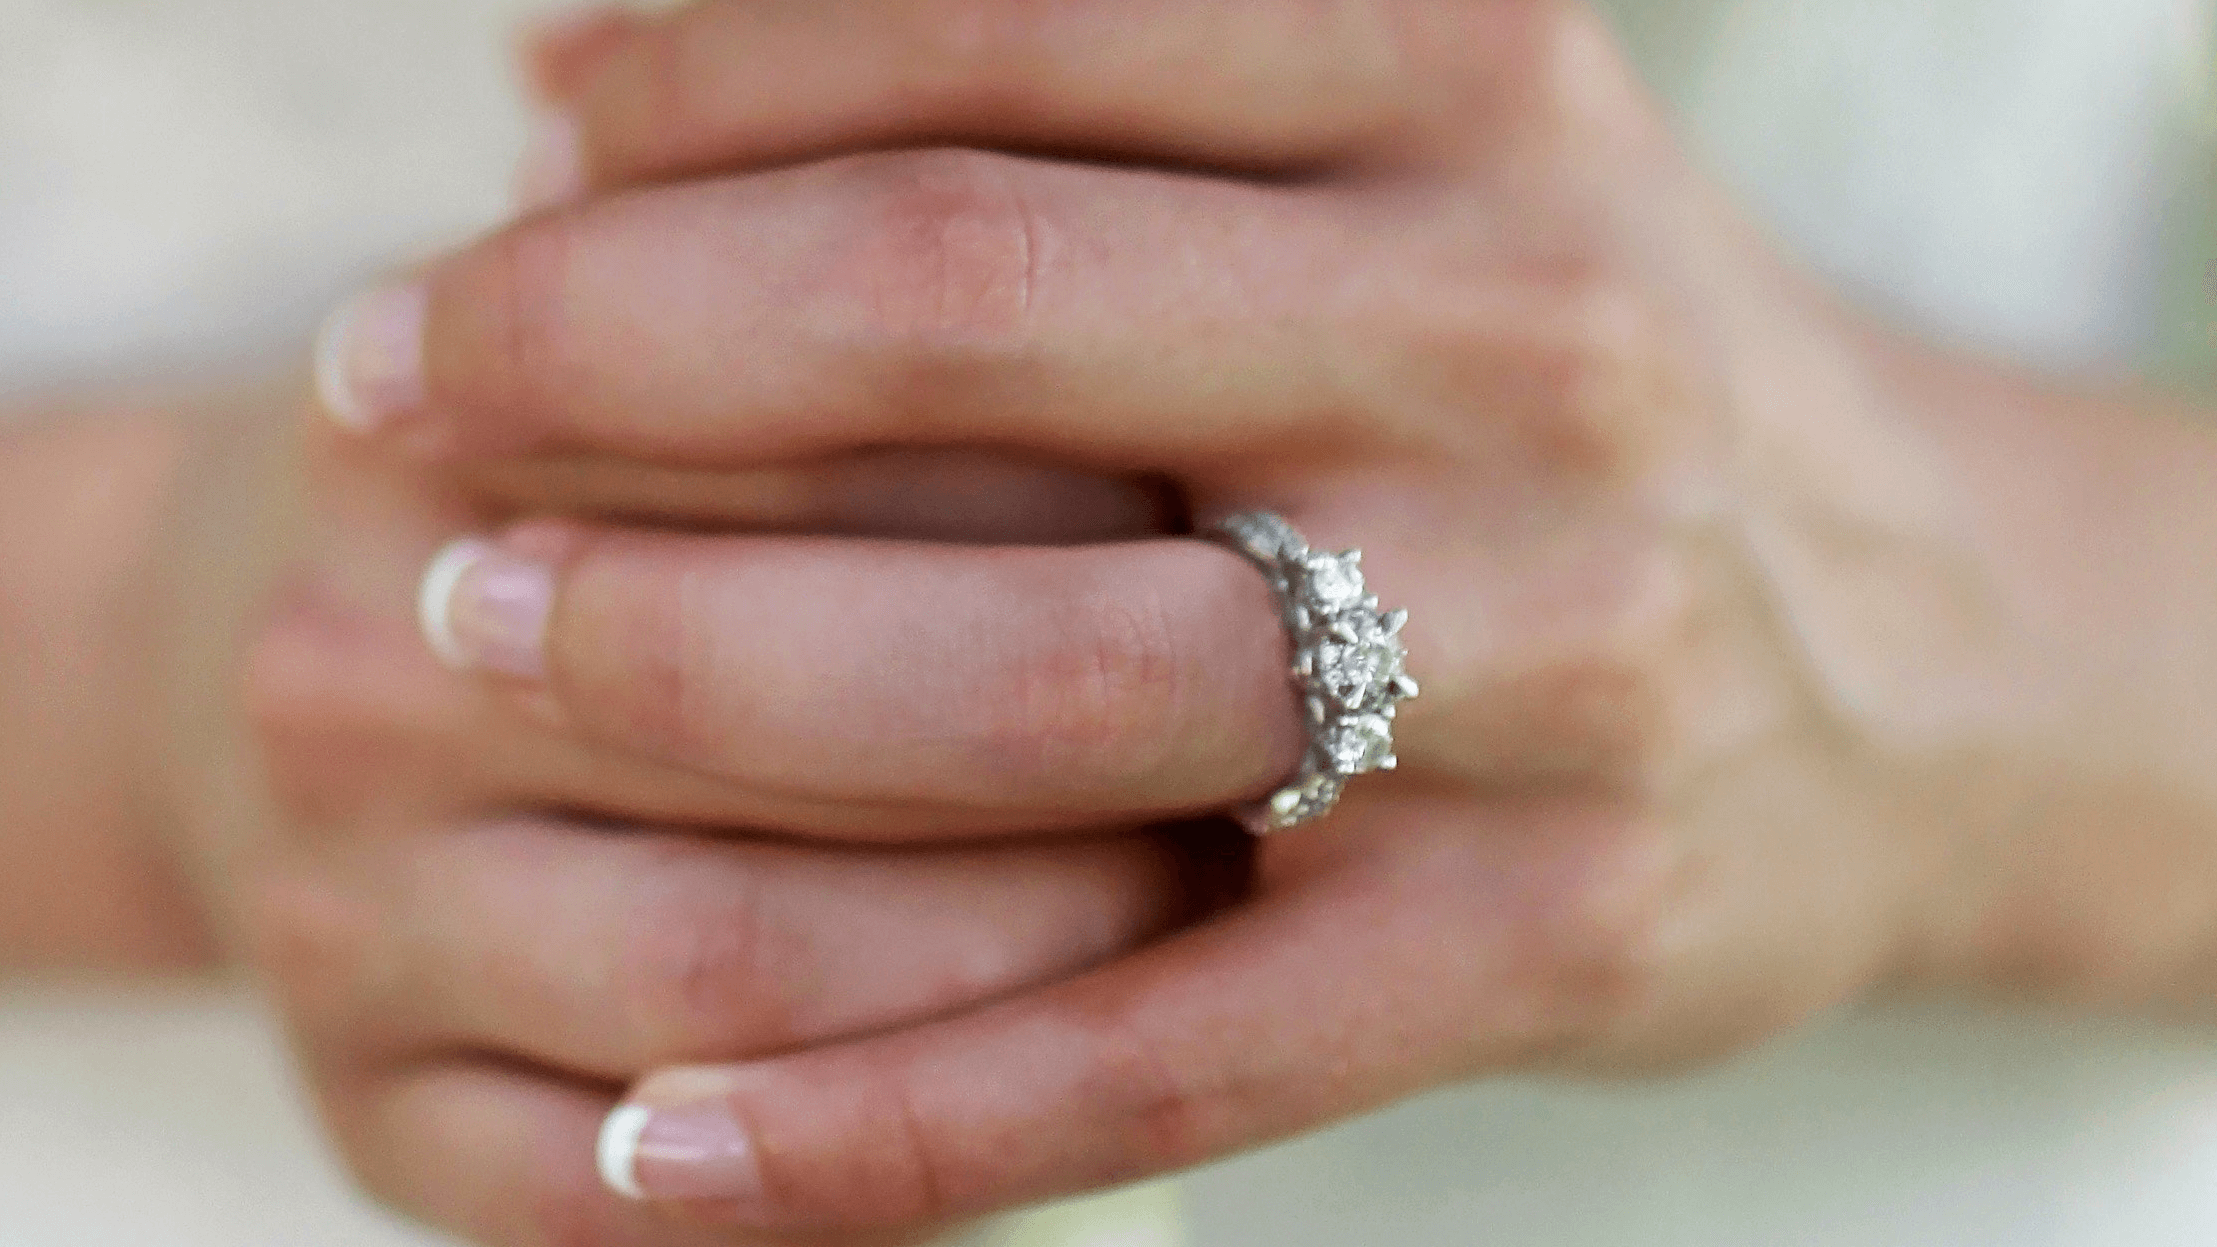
(314, 280), (427, 431)
(512, 110), (584, 214)
(597, 1102), (765, 1205)
(417, 539), (553, 679)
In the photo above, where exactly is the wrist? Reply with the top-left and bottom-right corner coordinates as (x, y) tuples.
(1859, 333), (2217, 1010)
(0, 407), (215, 971)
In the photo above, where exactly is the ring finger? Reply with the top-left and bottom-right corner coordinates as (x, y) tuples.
(423, 527), (1315, 833)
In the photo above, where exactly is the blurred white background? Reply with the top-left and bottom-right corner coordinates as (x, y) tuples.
(3, 1), (2216, 1244)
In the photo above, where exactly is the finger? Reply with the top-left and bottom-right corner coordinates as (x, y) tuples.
(420, 528), (1307, 832)
(252, 501), (1219, 847)
(453, 447), (1179, 543)
(330, 1059), (962, 1247)
(318, 151), (1409, 470)
(252, 568), (1194, 842)
(264, 817), (1244, 1080)
(594, 796), (1658, 1228)
(556, 0), (1466, 191)
(517, 6), (648, 109)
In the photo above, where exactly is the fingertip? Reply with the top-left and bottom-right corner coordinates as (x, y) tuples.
(314, 281), (428, 433)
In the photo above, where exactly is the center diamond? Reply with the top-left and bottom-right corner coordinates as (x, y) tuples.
(1313, 623), (1404, 711)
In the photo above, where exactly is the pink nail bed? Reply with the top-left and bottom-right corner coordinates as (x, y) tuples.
(598, 1103), (765, 1205)
(418, 540), (553, 679)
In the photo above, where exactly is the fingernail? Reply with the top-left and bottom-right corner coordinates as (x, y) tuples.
(314, 281), (426, 431)
(511, 110), (583, 214)
(417, 539), (553, 679)
(597, 1102), (764, 1205)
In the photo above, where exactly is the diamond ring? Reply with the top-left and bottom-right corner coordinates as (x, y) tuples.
(1208, 512), (1420, 834)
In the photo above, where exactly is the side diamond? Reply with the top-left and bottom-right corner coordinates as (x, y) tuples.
(1322, 714), (1397, 775)
(1302, 552), (1367, 612)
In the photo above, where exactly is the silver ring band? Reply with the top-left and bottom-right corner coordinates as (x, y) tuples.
(1208, 512), (1419, 834)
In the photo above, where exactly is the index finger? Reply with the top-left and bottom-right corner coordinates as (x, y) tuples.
(422, 526), (1307, 834)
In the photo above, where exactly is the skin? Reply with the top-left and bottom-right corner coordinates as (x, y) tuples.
(352, 0), (2217, 1231)
(0, 404), (213, 972)
(144, 388), (1235, 1247)
(7, 0), (2217, 1245)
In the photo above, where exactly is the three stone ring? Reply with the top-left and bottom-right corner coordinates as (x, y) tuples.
(1208, 512), (1420, 834)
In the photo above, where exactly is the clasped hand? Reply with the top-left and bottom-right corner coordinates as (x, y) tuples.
(219, 2), (2096, 1243)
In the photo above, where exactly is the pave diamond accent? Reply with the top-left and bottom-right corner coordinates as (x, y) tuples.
(1265, 772), (1346, 827)
(1208, 512), (1420, 834)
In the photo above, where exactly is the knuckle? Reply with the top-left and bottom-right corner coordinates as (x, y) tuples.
(978, 573), (1188, 798)
(1076, 1025), (1227, 1174)
(436, 219), (582, 448)
(1512, 539), (1696, 784)
(561, 555), (725, 767)
(615, 865), (790, 1059)
(1614, 549), (1706, 778)
(749, 1075), (951, 1228)
(1520, 268), (1684, 479)
(1391, 256), (1690, 484)
(1584, 540), (1701, 780)
(882, 1078), (956, 1225)
(838, 149), (1043, 370)
(1509, 811), (1683, 1051)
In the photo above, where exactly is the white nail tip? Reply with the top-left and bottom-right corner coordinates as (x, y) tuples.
(597, 1104), (653, 1201)
(417, 539), (492, 671)
(313, 298), (371, 430)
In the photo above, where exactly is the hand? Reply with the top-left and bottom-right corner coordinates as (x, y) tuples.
(312, 0), (2217, 1235)
(162, 400), (1236, 1247)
